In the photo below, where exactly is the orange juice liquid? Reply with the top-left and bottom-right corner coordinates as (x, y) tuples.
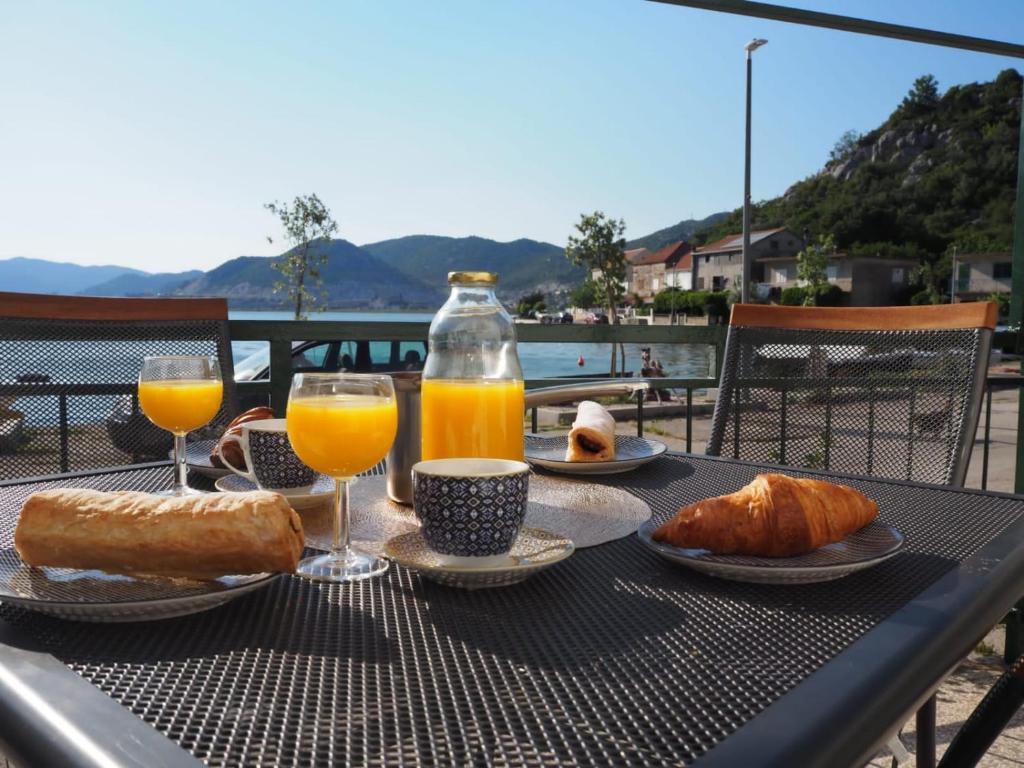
(138, 379), (223, 434)
(287, 394), (398, 477)
(421, 378), (525, 461)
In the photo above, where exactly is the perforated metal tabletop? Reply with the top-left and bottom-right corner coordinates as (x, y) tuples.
(1, 455), (1024, 768)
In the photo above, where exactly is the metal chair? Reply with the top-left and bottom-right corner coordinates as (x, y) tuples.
(706, 302), (997, 767)
(937, 655), (1024, 768)
(0, 292), (237, 481)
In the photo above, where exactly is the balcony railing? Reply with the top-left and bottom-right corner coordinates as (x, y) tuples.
(230, 319), (1021, 492)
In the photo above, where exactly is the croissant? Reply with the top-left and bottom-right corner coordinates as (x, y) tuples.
(211, 406), (275, 468)
(652, 473), (878, 557)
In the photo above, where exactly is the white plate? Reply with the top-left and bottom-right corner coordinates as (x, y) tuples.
(0, 555), (280, 623)
(385, 527), (574, 589)
(215, 473), (335, 510)
(175, 439), (231, 480)
(525, 434), (668, 475)
(637, 518), (904, 584)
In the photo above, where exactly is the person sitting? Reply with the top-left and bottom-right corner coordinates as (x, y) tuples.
(403, 349), (422, 370)
(340, 354), (355, 372)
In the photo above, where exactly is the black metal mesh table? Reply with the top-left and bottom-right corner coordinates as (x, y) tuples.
(1, 454), (1024, 767)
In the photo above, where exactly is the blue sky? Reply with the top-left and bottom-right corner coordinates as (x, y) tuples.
(2, 1), (1021, 272)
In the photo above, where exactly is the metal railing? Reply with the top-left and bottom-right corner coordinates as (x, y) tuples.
(229, 319), (1022, 489)
(228, 319), (728, 416)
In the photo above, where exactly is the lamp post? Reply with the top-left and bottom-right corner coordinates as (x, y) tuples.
(741, 37), (768, 304)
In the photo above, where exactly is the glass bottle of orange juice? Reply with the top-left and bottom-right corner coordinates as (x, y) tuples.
(421, 271), (525, 461)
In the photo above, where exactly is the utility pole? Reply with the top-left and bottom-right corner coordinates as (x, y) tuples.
(741, 38), (768, 304)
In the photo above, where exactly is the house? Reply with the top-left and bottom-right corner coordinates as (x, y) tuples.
(665, 245), (695, 291)
(760, 252), (916, 305)
(591, 247), (648, 297)
(628, 241), (693, 299)
(952, 252), (1012, 300)
(693, 228), (803, 293)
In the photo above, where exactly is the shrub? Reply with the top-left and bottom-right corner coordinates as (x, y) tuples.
(780, 286), (807, 306)
(779, 284), (845, 306)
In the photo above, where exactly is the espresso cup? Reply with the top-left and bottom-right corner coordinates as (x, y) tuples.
(412, 458), (530, 558)
(218, 418), (317, 494)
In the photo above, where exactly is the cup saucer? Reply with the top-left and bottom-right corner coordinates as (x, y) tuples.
(384, 527), (574, 590)
(215, 474), (335, 510)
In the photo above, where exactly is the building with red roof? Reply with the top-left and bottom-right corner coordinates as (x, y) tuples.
(629, 241), (692, 299)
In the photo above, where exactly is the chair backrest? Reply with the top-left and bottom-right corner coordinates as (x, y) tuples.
(0, 292), (237, 481)
(706, 303), (996, 486)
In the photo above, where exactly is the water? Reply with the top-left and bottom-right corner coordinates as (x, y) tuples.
(230, 310), (713, 380)
(7, 310), (712, 428)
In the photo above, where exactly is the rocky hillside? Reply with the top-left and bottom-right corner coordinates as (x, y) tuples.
(697, 69), (1022, 259)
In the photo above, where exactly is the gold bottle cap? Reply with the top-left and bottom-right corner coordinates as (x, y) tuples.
(448, 271), (498, 285)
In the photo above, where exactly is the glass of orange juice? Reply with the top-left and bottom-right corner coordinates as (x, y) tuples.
(138, 355), (223, 496)
(287, 372), (397, 582)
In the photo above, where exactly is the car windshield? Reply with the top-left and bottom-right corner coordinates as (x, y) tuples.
(233, 347), (270, 381)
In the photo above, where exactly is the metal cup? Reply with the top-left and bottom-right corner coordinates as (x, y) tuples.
(386, 372), (422, 505)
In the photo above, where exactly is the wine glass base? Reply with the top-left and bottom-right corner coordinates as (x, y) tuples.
(296, 548), (389, 582)
(154, 486), (206, 497)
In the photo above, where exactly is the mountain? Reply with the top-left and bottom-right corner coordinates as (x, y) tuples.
(694, 69), (1021, 261)
(175, 239), (443, 308)
(0, 257), (143, 295)
(361, 236), (587, 298)
(81, 270), (203, 297)
(626, 212), (730, 252)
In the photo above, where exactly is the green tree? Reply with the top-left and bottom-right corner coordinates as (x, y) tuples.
(565, 211), (627, 375)
(894, 74), (940, 121)
(796, 233), (836, 306)
(911, 253), (952, 305)
(828, 130), (862, 163)
(515, 290), (546, 317)
(569, 279), (601, 309)
(265, 194), (339, 320)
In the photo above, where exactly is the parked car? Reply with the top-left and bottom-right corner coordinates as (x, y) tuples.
(232, 339), (428, 410)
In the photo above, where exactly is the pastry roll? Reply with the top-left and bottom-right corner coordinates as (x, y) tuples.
(15, 489), (304, 579)
(565, 400), (616, 462)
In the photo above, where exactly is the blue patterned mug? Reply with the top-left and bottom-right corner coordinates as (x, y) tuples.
(218, 418), (317, 494)
(412, 459), (530, 557)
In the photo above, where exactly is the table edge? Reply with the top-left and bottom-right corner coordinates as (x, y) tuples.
(694, 504), (1024, 768)
(0, 621), (200, 768)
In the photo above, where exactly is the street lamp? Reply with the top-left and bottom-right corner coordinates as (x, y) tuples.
(741, 37), (768, 304)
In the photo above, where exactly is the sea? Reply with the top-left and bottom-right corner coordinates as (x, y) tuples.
(5, 310), (712, 427)
(230, 310), (713, 380)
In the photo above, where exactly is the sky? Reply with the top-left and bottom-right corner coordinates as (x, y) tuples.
(2, 0), (1022, 272)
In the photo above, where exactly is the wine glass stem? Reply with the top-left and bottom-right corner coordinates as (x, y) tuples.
(172, 433), (188, 495)
(333, 478), (351, 556)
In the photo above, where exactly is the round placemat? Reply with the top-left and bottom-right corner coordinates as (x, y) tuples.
(299, 475), (651, 554)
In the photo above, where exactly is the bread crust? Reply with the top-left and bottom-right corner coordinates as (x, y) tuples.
(15, 489), (304, 579)
(652, 473), (878, 557)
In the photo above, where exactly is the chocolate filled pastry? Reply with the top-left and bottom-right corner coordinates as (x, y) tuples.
(15, 488), (304, 579)
(565, 400), (616, 462)
(653, 473), (878, 557)
(211, 406), (275, 468)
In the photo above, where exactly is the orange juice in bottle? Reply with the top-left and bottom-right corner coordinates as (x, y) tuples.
(421, 271), (525, 461)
